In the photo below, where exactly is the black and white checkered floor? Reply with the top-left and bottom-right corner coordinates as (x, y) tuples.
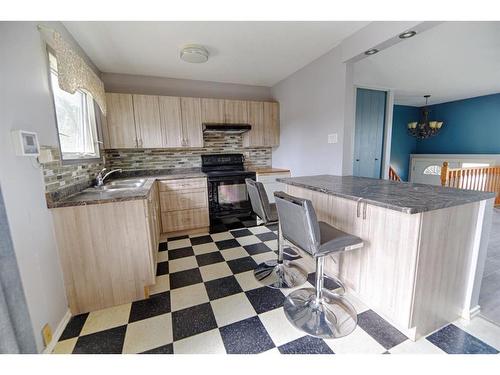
(53, 224), (500, 354)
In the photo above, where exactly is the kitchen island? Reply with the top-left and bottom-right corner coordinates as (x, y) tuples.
(278, 175), (495, 340)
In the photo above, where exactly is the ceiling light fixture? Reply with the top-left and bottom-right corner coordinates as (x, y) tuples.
(180, 44), (209, 63)
(399, 30), (417, 39)
(364, 48), (379, 56)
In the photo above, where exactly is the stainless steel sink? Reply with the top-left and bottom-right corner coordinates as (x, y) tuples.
(84, 178), (147, 193)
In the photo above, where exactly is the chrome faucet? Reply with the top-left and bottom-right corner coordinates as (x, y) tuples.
(95, 168), (123, 187)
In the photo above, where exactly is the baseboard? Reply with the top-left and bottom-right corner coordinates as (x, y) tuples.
(42, 309), (71, 354)
(462, 305), (481, 321)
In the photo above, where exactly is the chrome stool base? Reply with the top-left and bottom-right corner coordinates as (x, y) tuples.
(253, 260), (307, 289)
(283, 288), (358, 339)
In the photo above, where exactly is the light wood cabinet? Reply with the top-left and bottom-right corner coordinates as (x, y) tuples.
(243, 101), (264, 147)
(158, 96), (183, 148)
(181, 97), (203, 148)
(263, 102), (279, 147)
(224, 100), (248, 123)
(201, 98), (225, 124)
(105, 93), (137, 148)
(133, 95), (163, 148)
(256, 170), (291, 203)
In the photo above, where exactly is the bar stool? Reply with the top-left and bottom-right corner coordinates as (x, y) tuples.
(274, 191), (364, 339)
(245, 179), (307, 289)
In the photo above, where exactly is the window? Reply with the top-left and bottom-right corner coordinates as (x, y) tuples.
(48, 51), (100, 161)
(422, 165), (441, 176)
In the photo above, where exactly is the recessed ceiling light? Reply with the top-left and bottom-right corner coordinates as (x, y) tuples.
(180, 44), (209, 63)
(399, 30), (417, 39)
(364, 48), (379, 56)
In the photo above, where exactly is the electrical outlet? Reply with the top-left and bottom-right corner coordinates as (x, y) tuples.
(328, 133), (338, 144)
(42, 323), (52, 347)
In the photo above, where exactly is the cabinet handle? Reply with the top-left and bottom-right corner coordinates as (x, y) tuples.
(363, 201), (367, 220)
(356, 198), (362, 218)
(135, 137), (138, 147)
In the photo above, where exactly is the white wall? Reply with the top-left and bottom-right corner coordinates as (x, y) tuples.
(0, 21), (98, 352)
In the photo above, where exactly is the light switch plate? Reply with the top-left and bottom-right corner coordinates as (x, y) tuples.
(328, 133), (338, 144)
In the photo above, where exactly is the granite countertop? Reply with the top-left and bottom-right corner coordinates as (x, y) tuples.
(49, 169), (207, 209)
(277, 175), (495, 214)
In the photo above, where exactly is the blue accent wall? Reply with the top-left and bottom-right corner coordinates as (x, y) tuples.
(416, 93), (500, 154)
(390, 105), (419, 181)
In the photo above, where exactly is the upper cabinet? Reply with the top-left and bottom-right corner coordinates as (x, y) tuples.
(105, 93), (137, 148)
(158, 96), (183, 148)
(224, 100), (248, 123)
(181, 97), (203, 148)
(243, 101), (279, 147)
(201, 98), (225, 124)
(133, 95), (163, 148)
(263, 102), (279, 147)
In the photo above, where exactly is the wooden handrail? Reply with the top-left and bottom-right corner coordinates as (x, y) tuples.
(440, 161), (500, 205)
(389, 166), (402, 182)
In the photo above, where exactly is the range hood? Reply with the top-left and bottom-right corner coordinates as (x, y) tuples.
(202, 123), (251, 134)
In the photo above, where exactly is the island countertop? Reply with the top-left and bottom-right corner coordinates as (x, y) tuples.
(277, 175), (495, 214)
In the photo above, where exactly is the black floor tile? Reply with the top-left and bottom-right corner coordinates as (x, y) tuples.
(244, 242), (272, 256)
(357, 310), (408, 350)
(307, 272), (341, 290)
(219, 316), (275, 354)
(59, 313), (89, 341)
(278, 335), (334, 354)
(205, 276), (243, 301)
(168, 235), (189, 241)
(156, 261), (169, 276)
(215, 239), (240, 250)
(172, 303), (218, 341)
(266, 223), (279, 231)
(140, 344), (174, 354)
(256, 232), (278, 242)
(226, 256), (258, 274)
(158, 242), (168, 252)
(245, 286), (285, 314)
(168, 246), (195, 260)
(190, 235), (213, 246)
(129, 291), (171, 323)
(210, 224), (228, 234)
(73, 325), (127, 354)
(169, 268), (203, 289)
(196, 251), (225, 267)
(230, 228), (253, 238)
(426, 324), (499, 354)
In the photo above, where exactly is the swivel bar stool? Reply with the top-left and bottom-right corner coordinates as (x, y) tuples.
(245, 179), (307, 289)
(274, 191), (364, 339)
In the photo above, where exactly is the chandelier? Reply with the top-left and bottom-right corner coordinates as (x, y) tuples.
(407, 95), (444, 139)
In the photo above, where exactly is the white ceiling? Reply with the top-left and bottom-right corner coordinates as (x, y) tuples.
(353, 21), (500, 106)
(64, 21), (369, 87)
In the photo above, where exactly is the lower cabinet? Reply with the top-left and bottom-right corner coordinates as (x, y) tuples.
(158, 177), (210, 234)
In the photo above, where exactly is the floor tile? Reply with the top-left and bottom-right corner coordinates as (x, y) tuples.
(172, 303), (218, 341)
(234, 270), (263, 291)
(190, 235), (213, 246)
(168, 256), (198, 273)
(157, 250), (168, 263)
(325, 326), (387, 354)
(264, 239), (278, 251)
(158, 242), (168, 252)
(169, 268), (203, 289)
(260, 347), (281, 355)
(123, 313), (173, 354)
(426, 324), (499, 354)
(249, 226), (271, 234)
(215, 239), (241, 250)
(168, 238), (192, 250)
(170, 283), (209, 312)
(256, 232), (278, 242)
(227, 256), (258, 274)
(237, 235), (261, 247)
(221, 246), (249, 261)
(278, 335), (334, 354)
(150, 274), (170, 295)
(245, 286), (285, 314)
(168, 246), (195, 260)
(59, 313), (89, 341)
(266, 223), (279, 231)
(129, 291), (171, 323)
(454, 317), (500, 350)
(259, 307), (305, 347)
(211, 292), (257, 327)
(199, 262), (233, 282)
(280, 281), (314, 296)
(205, 276), (243, 301)
(140, 343), (173, 354)
(156, 261), (169, 276)
(292, 256), (316, 273)
(230, 228), (253, 238)
(73, 325), (127, 354)
(357, 310), (408, 350)
(389, 337), (445, 354)
(244, 242), (272, 256)
(343, 292), (370, 314)
(307, 272), (341, 290)
(173, 329), (226, 354)
(192, 242), (219, 255)
(219, 316), (275, 354)
(80, 303), (131, 336)
(196, 251), (225, 267)
(211, 232), (234, 241)
(52, 338), (77, 354)
(252, 251), (277, 264)
(167, 235), (189, 241)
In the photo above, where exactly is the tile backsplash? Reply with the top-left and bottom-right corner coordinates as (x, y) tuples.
(104, 133), (272, 171)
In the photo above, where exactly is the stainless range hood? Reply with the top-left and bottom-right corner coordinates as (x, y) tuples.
(202, 123), (251, 134)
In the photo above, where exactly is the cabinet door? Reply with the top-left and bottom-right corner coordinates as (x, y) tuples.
(243, 101), (264, 147)
(181, 97), (203, 148)
(263, 102), (279, 147)
(158, 96), (183, 148)
(224, 100), (248, 123)
(105, 93), (138, 148)
(201, 98), (225, 124)
(133, 95), (163, 148)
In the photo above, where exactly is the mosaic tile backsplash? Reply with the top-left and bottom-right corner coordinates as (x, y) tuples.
(104, 134), (272, 171)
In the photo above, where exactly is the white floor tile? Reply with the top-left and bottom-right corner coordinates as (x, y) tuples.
(221, 246), (249, 261)
(167, 238), (191, 250)
(157, 251), (168, 263)
(252, 252), (278, 264)
(52, 338), (77, 354)
(234, 270), (263, 291)
(264, 240), (278, 251)
(168, 256), (198, 273)
(249, 226), (271, 234)
(292, 256), (316, 273)
(211, 232), (234, 241)
(280, 281), (314, 296)
(343, 292), (369, 314)
(259, 307), (305, 346)
(237, 235), (261, 246)
(173, 329), (226, 354)
(170, 283), (209, 312)
(150, 274), (170, 295)
(80, 303), (131, 336)
(122, 313), (172, 354)
(389, 337), (446, 354)
(199, 262), (233, 282)
(192, 242), (219, 255)
(211, 292), (257, 327)
(454, 316), (500, 350)
(325, 326), (386, 354)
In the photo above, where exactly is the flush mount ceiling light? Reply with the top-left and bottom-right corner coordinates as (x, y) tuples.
(399, 30), (417, 39)
(364, 48), (379, 56)
(180, 44), (209, 63)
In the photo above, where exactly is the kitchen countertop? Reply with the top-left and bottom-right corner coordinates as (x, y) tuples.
(49, 169), (207, 209)
(277, 175), (495, 214)
(250, 167), (290, 175)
